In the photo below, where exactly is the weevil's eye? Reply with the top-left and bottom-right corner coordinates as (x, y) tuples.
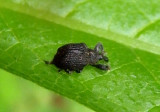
(94, 43), (103, 54)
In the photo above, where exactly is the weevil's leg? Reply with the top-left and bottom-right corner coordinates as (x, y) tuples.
(97, 55), (109, 62)
(65, 69), (72, 74)
(97, 55), (103, 60)
(44, 60), (50, 64)
(94, 43), (103, 53)
(103, 56), (109, 62)
(92, 64), (110, 70)
(76, 69), (82, 73)
(58, 69), (62, 72)
(68, 71), (72, 74)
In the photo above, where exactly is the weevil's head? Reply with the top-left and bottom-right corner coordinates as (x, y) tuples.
(87, 43), (108, 64)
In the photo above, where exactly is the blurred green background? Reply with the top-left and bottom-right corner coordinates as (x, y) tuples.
(0, 69), (94, 112)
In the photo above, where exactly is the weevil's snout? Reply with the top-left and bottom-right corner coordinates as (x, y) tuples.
(103, 56), (109, 62)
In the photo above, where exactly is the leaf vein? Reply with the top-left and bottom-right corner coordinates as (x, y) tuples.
(82, 61), (138, 83)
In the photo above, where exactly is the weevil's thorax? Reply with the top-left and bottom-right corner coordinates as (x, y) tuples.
(85, 49), (100, 65)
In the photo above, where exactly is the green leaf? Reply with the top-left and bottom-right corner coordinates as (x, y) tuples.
(0, 0), (160, 112)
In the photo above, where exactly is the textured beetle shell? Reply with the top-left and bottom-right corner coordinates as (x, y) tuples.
(51, 43), (88, 71)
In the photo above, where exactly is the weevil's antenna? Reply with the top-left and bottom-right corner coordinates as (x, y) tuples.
(94, 43), (103, 53)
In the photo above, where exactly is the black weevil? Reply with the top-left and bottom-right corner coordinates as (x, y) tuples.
(45, 43), (109, 73)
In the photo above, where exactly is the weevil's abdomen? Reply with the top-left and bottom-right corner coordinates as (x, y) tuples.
(52, 43), (88, 71)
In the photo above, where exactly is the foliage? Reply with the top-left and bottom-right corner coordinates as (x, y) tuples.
(0, 0), (160, 112)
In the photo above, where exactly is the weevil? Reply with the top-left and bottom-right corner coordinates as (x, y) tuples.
(45, 43), (109, 73)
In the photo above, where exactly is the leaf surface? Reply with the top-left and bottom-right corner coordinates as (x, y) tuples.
(0, 0), (160, 112)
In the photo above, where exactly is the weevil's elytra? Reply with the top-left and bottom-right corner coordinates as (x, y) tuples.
(45, 43), (110, 73)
